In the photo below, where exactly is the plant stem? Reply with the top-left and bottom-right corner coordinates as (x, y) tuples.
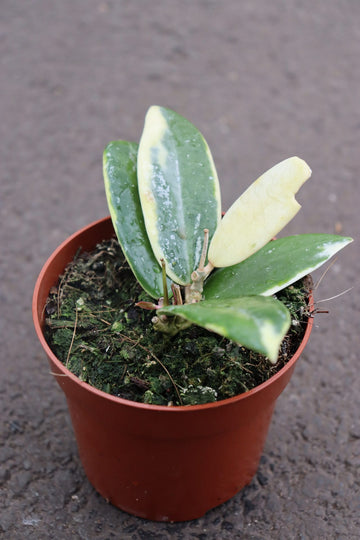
(171, 283), (183, 305)
(160, 258), (169, 306)
(198, 229), (209, 271)
(186, 229), (214, 303)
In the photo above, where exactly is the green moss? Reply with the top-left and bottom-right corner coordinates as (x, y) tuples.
(45, 238), (310, 406)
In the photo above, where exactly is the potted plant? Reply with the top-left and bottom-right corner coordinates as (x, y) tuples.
(33, 106), (352, 522)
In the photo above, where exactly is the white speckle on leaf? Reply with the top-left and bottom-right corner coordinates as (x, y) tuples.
(194, 235), (203, 267)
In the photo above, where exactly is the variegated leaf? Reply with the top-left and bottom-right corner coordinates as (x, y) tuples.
(158, 296), (291, 363)
(204, 234), (353, 299)
(138, 106), (221, 285)
(103, 140), (169, 299)
(208, 157), (312, 267)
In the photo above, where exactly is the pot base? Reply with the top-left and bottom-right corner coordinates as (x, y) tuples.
(66, 391), (274, 522)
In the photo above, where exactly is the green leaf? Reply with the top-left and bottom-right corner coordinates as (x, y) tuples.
(204, 234), (353, 300)
(137, 105), (221, 285)
(103, 140), (169, 299)
(158, 296), (291, 363)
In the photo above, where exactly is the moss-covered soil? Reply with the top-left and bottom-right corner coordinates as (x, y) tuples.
(44, 238), (311, 406)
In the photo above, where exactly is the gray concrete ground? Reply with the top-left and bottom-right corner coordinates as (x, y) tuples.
(1, 1), (359, 538)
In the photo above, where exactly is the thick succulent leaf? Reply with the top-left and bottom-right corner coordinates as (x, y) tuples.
(137, 105), (221, 285)
(204, 234), (353, 300)
(208, 157), (312, 267)
(158, 296), (291, 363)
(103, 140), (170, 299)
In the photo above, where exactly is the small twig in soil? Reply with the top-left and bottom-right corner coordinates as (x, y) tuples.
(66, 306), (79, 368)
(57, 276), (65, 317)
(119, 333), (183, 405)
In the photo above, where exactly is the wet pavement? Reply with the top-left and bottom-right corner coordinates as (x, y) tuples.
(1, 1), (359, 538)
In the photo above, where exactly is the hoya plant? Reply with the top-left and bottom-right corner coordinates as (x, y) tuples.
(103, 106), (352, 363)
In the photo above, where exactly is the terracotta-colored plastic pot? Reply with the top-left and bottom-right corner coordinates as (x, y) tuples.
(33, 216), (313, 522)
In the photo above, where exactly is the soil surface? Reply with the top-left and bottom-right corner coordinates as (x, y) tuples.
(1, 1), (359, 538)
(44, 238), (308, 406)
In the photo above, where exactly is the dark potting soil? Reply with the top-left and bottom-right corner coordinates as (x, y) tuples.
(44, 237), (311, 406)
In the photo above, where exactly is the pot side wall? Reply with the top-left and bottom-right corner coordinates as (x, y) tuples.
(33, 216), (313, 522)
